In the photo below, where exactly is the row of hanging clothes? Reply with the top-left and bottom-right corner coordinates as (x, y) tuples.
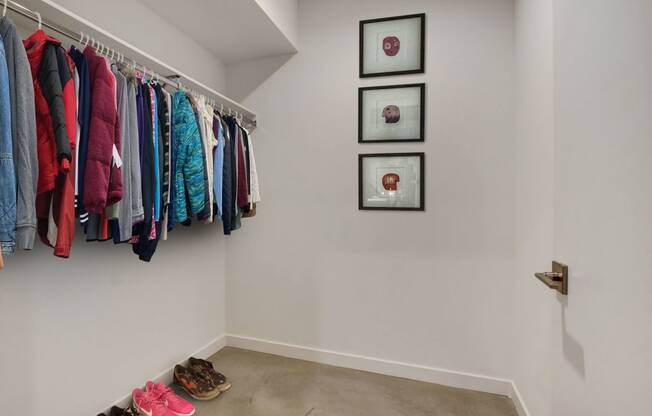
(0, 15), (260, 263)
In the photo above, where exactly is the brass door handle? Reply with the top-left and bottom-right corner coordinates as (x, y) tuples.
(535, 261), (568, 295)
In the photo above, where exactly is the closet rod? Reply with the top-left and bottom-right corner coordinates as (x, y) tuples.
(3, 0), (257, 129)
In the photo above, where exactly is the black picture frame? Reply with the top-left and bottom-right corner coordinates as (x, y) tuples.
(358, 152), (425, 211)
(358, 83), (426, 143)
(359, 13), (426, 78)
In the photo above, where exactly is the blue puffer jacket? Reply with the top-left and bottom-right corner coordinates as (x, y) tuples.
(172, 91), (205, 223)
(0, 40), (16, 254)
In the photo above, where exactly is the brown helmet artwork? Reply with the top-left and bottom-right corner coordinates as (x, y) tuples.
(382, 105), (400, 123)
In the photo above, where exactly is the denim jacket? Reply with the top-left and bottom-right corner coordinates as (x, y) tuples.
(0, 40), (17, 254)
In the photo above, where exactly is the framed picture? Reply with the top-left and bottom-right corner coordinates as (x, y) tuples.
(358, 83), (425, 143)
(359, 13), (425, 78)
(358, 153), (425, 211)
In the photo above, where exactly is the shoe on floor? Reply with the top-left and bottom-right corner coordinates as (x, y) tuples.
(145, 381), (195, 416)
(132, 388), (175, 416)
(174, 364), (221, 400)
(188, 357), (232, 392)
(97, 405), (137, 416)
(109, 406), (137, 416)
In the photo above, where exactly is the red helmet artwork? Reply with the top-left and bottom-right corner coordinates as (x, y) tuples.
(382, 173), (400, 191)
(383, 36), (400, 56)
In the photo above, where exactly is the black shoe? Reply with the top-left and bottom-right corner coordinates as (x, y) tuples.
(109, 406), (137, 416)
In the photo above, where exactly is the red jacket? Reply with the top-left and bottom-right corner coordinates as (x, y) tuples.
(83, 47), (122, 213)
(24, 30), (76, 258)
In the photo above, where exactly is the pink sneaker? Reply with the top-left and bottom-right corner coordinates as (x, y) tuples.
(146, 381), (195, 416)
(132, 388), (175, 416)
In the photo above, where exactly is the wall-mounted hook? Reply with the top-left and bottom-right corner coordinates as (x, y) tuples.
(535, 261), (569, 295)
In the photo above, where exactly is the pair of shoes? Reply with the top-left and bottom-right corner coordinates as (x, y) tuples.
(132, 381), (195, 416)
(173, 358), (231, 401)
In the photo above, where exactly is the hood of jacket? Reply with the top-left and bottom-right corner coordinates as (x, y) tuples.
(23, 29), (62, 77)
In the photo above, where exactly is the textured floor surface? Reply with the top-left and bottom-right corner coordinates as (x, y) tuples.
(171, 347), (518, 416)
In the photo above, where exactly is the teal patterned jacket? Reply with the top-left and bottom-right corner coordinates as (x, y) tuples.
(172, 91), (206, 223)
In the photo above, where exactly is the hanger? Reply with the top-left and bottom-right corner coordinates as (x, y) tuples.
(3, 0), (8, 18)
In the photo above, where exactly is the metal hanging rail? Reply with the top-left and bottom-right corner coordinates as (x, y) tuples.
(2, 0), (257, 129)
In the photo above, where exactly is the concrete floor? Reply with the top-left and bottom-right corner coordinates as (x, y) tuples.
(174, 347), (518, 416)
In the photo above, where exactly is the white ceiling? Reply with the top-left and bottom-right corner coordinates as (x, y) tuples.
(139, 0), (297, 63)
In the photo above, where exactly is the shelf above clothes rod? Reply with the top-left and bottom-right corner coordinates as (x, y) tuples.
(4, 0), (257, 130)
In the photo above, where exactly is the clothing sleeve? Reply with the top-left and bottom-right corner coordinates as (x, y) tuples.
(129, 85), (144, 222)
(0, 46), (16, 254)
(235, 129), (249, 208)
(10, 31), (38, 249)
(247, 131), (260, 204)
(107, 108), (123, 206)
(38, 44), (71, 168)
(184, 116), (206, 216)
(52, 48), (77, 258)
(172, 93), (188, 224)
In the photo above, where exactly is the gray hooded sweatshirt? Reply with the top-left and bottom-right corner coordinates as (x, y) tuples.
(0, 16), (38, 250)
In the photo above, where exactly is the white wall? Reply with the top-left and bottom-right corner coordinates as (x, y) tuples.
(254, 0), (299, 48)
(511, 0), (555, 414)
(0, 2), (228, 415)
(226, 0), (517, 380)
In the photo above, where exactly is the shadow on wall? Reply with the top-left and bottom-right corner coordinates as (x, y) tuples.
(226, 53), (296, 102)
(558, 294), (586, 379)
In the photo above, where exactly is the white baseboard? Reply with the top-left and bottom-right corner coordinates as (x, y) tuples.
(100, 334), (226, 414)
(225, 334), (513, 397)
(99, 333), (530, 416)
(508, 381), (531, 416)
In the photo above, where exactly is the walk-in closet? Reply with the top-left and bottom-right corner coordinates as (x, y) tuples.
(1, 1), (650, 415)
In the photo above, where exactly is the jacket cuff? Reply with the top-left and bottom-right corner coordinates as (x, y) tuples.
(0, 241), (15, 255)
(16, 225), (36, 250)
(106, 189), (123, 207)
(54, 244), (71, 258)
